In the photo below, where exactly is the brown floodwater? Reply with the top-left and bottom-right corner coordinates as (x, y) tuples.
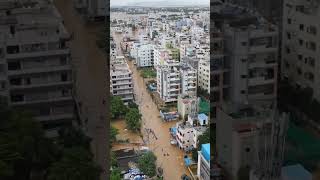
(113, 29), (191, 179)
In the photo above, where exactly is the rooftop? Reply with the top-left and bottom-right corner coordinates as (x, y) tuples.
(201, 143), (210, 162)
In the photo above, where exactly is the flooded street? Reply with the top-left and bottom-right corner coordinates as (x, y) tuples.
(112, 30), (190, 179)
(54, 1), (108, 179)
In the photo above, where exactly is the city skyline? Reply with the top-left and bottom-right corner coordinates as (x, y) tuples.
(110, 0), (210, 7)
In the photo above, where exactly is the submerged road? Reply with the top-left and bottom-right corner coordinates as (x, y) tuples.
(54, 1), (108, 179)
(113, 29), (190, 179)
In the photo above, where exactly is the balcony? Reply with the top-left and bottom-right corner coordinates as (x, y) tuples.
(6, 49), (70, 60)
(8, 65), (72, 76)
(249, 60), (277, 68)
(11, 96), (73, 106)
(249, 45), (278, 54)
(10, 81), (72, 90)
(35, 113), (75, 122)
(248, 76), (275, 86)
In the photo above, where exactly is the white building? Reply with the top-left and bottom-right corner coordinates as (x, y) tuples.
(180, 63), (197, 96)
(198, 59), (210, 94)
(197, 143), (210, 180)
(157, 60), (181, 103)
(176, 121), (207, 152)
(110, 57), (134, 104)
(281, 0), (320, 101)
(137, 44), (154, 67)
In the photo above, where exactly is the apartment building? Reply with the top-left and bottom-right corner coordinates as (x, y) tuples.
(176, 121), (206, 151)
(0, 1), (75, 136)
(180, 63), (197, 96)
(136, 44), (154, 67)
(157, 60), (181, 103)
(197, 143), (210, 180)
(110, 56), (134, 104)
(211, 29), (226, 119)
(216, 4), (279, 106)
(281, 0), (320, 101)
(198, 59), (210, 94)
(110, 40), (117, 59)
(73, 0), (106, 20)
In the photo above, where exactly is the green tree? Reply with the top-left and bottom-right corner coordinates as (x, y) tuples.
(110, 151), (118, 168)
(192, 128), (210, 161)
(47, 147), (101, 180)
(111, 96), (128, 119)
(138, 152), (157, 177)
(110, 126), (119, 143)
(128, 101), (139, 109)
(125, 108), (142, 132)
(110, 168), (121, 180)
(0, 109), (59, 180)
(57, 127), (91, 150)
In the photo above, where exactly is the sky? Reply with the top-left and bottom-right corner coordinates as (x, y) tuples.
(110, 0), (210, 7)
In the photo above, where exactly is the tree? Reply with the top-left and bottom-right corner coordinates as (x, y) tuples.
(0, 109), (58, 180)
(57, 127), (91, 150)
(128, 101), (139, 110)
(192, 128), (210, 161)
(47, 147), (101, 180)
(110, 126), (119, 143)
(110, 168), (121, 180)
(111, 96), (128, 119)
(125, 108), (142, 132)
(138, 152), (157, 177)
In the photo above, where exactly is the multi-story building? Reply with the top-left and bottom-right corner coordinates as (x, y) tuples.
(157, 60), (180, 103)
(197, 143), (210, 180)
(215, 4), (279, 107)
(281, 0), (320, 101)
(110, 57), (134, 104)
(176, 121), (206, 151)
(198, 59), (210, 94)
(110, 40), (117, 59)
(136, 44), (154, 67)
(216, 103), (288, 180)
(211, 29), (226, 119)
(177, 94), (200, 120)
(0, 1), (75, 136)
(180, 63), (197, 96)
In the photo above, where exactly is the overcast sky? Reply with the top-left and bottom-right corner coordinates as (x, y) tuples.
(110, 0), (210, 7)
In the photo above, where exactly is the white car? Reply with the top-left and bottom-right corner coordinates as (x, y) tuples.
(170, 139), (177, 145)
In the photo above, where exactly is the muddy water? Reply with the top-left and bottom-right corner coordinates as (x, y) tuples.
(112, 30), (191, 179)
(111, 119), (143, 143)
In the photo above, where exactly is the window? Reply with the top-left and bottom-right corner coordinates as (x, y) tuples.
(298, 54), (303, 60)
(241, 42), (247, 46)
(299, 39), (304, 46)
(241, 75), (247, 78)
(240, 90), (246, 94)
(287, 18), (292, 24)
(10, 78), (22, 85)
(11, 94), (23, 102)
(61, 73), (68, 82)
(286, 47), (291, 54)
(300, 24), (304, 31)
(8, 61), (21, 70)
(287, 32), (291, 39)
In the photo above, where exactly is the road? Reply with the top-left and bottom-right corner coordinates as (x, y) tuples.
(53, 1), (108, 179)
(113, 30), (190, 179)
